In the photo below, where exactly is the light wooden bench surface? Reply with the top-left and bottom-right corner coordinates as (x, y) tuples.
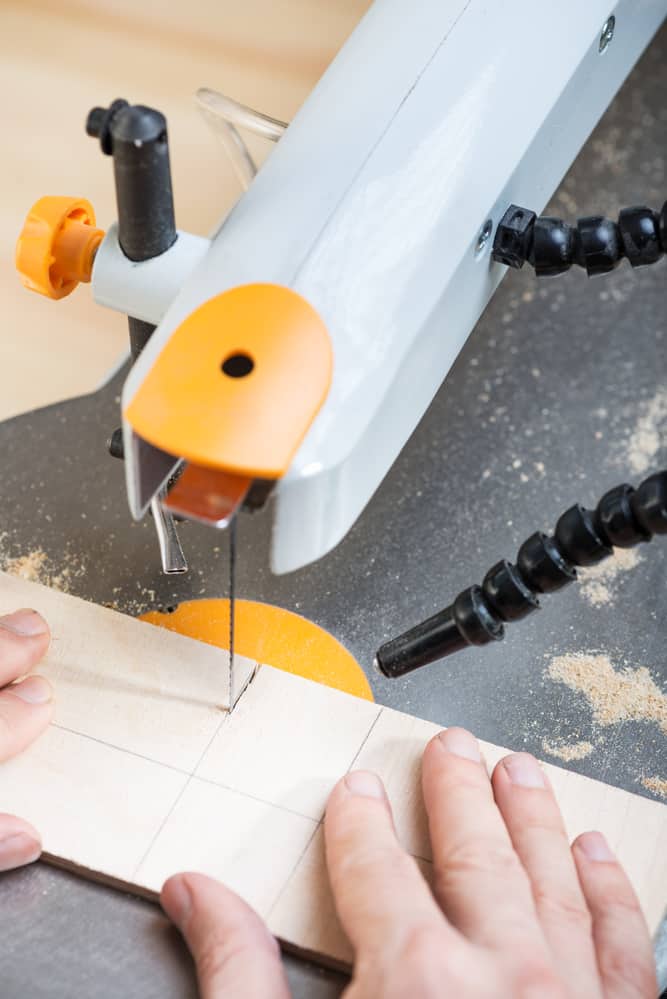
(1, 0), (370, 420)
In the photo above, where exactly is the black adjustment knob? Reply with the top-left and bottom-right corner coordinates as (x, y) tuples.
(86, 99), (129, 155)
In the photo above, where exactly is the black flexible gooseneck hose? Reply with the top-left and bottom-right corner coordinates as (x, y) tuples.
(376, 470), (667, 678)
(376, 194), (666, 679)
(492, 201), (667, 276)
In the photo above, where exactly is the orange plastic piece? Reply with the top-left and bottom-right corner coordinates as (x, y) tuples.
(16, 196), (104, 300)
(125, 283), (333, 479)
(140, 598), (374, 701)
(164, 464), (252, 526)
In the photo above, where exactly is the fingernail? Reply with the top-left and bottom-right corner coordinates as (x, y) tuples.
(344, 771), (385, 799)
(0, 609), (48, 637)
(0, 833), (41, 871)
(577, 831), (615, 862)
(163, 875), (192, 928)
(11, 675), (52, 705)
(503, 753), (547, 789)
(438, 727), (481, 762)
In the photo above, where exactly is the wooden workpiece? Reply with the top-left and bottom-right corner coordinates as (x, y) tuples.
(0, 572), (665, 968)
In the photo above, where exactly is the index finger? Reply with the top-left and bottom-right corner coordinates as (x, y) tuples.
(422, 728), (548, 954)
(324, 770), (454, 960)
(0, 610), (50, 686)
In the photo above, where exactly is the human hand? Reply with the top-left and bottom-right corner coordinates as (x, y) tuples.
(0, 608), (53, 872)
(162, 727), (657, 998)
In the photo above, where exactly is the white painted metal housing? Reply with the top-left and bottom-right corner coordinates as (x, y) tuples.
(112, 0), (666, 573)
(93, 224), (210, 325)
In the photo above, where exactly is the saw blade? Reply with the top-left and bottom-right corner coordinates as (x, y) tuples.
(228, 515), (238, 711)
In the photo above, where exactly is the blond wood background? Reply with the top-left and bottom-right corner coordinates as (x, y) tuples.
(0, 0), (370, 420)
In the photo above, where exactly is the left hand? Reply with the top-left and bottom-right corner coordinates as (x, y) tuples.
(0, 608), (53, 871)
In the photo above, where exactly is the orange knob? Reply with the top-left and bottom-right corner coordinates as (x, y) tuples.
(16, 196), (105, 300)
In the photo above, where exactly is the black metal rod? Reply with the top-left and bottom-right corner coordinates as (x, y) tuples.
(127, 317), (158, 363)
(88, 101), (177, 264)
(89, 100), (187, 573)
(87, 100), (177, 358)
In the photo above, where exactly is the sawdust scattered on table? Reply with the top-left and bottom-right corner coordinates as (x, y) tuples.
(0, 545), (87, 594)
(578, 548), (642, 607)
(4, 550), (48, 582)
(541, 739), (594, 762)
(640, 775), (667, 800)
(624, 385), (667, 475)
(546, 652), (667, 735)
(0, 537), (163, 615)
(100, 579), (176, 616)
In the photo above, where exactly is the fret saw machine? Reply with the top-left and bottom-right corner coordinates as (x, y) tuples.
(14, 1), (667, 703)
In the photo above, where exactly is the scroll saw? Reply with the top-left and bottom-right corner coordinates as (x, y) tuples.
(13, 0), (667, 707)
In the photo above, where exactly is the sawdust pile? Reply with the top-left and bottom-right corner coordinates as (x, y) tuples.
(541, 739), (594, 762)
(0, 545), (86, 594)
(546, 653), (667, 735)
(4, 550), (48, 582)
(625, 385), (667, 475)
(578, 548), (642, 608)
(640, 776), (667, 800)
(0, 535), (159, 615)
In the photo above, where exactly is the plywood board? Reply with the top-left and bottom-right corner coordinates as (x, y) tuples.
(0, 572), (665, 968)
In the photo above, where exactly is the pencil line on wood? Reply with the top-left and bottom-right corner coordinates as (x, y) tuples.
(51, 723), (190, 776)
(130, 777), (193, 882)
(192, 774), (317, 822)
(266, 820), (323, 924)
(53, 712), (326, 822)
(346, 706), (384, 772)
(265, 707), (386, 924)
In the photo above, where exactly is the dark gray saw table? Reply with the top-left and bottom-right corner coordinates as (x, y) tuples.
(1, 22), (666, 998)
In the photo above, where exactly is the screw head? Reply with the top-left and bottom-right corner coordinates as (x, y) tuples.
(599, 15), (615, 53)
(475, 219), (493, 258)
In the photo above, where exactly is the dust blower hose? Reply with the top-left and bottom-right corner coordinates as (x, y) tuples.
(376, 470), (667, 678)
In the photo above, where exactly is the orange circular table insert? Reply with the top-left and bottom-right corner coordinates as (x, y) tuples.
(140, 598), (374, 701)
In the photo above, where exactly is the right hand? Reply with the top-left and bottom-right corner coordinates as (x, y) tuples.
(0, 608), (53, 871)
(162, 728), (657, 998)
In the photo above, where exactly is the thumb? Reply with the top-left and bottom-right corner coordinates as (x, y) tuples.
(161, 873), (291, 999)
